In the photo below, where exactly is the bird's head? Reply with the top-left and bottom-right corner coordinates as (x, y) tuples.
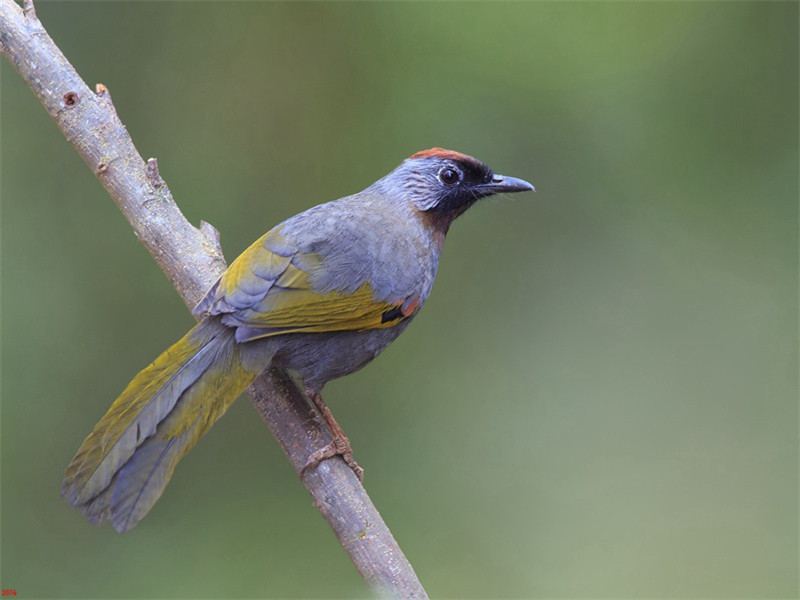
(374, 148), (535, 233)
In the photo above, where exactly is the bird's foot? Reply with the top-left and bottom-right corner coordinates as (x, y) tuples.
(301, 435), (364, 481)
(301, 388), (365, 481)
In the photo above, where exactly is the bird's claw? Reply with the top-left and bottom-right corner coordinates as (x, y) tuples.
(301, 437), (364, 481)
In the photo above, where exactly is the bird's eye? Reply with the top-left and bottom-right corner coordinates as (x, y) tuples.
(439, 167), (461, 185)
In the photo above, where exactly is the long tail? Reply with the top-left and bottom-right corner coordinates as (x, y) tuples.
(62, 318), (260, 532)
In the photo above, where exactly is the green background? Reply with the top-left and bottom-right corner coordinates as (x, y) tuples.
(2, 2), (797, 598)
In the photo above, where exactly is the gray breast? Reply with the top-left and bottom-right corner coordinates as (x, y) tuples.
(261, 191), (438, 390)
(268, 318), (414, 392)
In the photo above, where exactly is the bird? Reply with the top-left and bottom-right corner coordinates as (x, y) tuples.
(61, 147), (535, 532)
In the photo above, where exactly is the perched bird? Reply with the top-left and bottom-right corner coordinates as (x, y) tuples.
(62, 148), (534, 532)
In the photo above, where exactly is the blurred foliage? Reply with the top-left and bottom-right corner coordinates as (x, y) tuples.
(1, 2), (797, 598)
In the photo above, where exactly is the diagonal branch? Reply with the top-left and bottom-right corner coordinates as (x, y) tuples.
(0, 1), (427, 597)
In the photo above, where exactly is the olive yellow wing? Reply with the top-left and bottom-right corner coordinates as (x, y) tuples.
(194, 228), (417, 343)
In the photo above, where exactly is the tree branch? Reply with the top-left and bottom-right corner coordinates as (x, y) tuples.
(0, 1), (427, 597)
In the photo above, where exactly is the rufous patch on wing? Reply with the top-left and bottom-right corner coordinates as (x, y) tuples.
(401, 296), (421, 317)
(409, 147), (477, 163)
(389, 296), (421, 318)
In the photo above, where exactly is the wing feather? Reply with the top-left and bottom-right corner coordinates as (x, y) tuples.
(194, 227), (417, 342)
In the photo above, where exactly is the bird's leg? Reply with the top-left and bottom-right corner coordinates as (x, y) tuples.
(301, 389), (364, 481)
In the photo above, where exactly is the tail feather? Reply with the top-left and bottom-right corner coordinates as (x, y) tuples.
(62, 318), (260, 531)
(110, 430), (190, 532)
(110, 342), (255, 532)
(82, 481), (114, 525)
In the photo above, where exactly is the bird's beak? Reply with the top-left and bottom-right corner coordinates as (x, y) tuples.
(477, 174), (536, 195)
